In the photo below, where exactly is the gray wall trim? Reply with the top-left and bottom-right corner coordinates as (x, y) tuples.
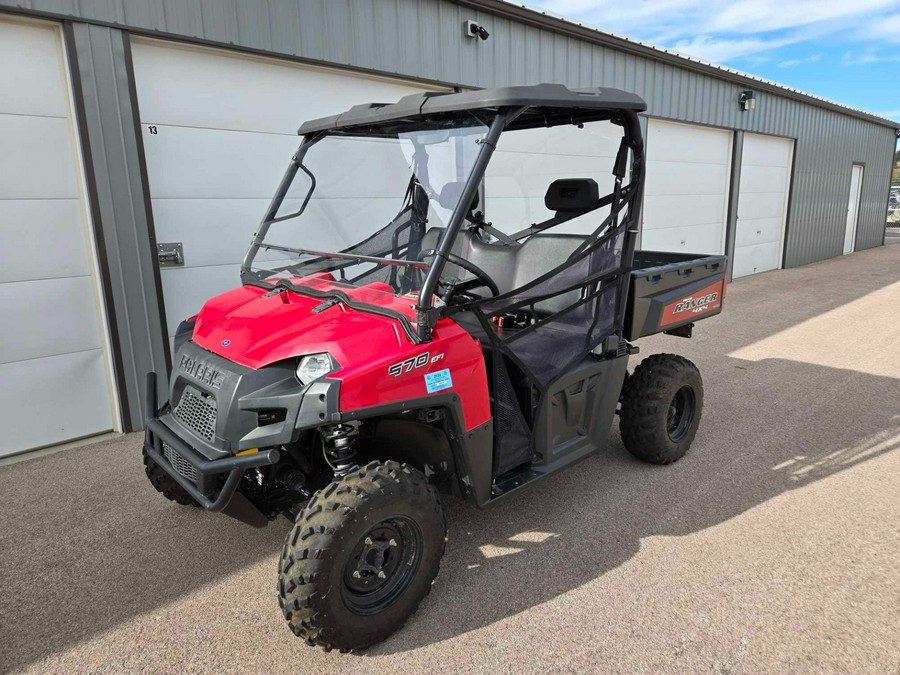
(724, 131), (743, 281)
(66, 22), (168, 431)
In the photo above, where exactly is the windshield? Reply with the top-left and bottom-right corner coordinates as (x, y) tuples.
(243, 119), (489, 300)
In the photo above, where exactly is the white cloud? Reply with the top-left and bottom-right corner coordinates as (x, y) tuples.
(706, 0), (897, 34)
(669, 34), (800, 63)
(778, 54), (823, 67)
(525, 0), (900, 64)
(842, 49), (900, 64)
(856, 12), (900, 41)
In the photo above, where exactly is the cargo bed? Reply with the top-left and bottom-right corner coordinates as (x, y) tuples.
(624, 251), (728, 341)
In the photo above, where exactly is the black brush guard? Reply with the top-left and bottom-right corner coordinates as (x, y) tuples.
(143, 373), (280, 522)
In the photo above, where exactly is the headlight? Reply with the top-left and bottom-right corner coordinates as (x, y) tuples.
(296, 353), (338, 385)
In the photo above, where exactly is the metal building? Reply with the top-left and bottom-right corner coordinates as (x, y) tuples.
(0, 0), (897, 457)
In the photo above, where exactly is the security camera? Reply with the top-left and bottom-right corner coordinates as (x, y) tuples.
(465, 20), (490, 41)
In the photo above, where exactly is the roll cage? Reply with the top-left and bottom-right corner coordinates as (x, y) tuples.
(241, 84), (646, 345)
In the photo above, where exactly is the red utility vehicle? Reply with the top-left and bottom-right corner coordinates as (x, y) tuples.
(143, 85), (726, 651)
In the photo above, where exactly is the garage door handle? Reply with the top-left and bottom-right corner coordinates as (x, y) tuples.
(158, 242), (184, 267)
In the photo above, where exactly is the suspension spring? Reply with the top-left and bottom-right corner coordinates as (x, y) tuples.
(320, 422), (359, 475)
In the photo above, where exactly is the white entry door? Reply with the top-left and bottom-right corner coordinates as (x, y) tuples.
(733, 133), (794, 278)
(130, 39), (443, 345)
(0, 17), (117, 456)
(642, 119), (733, 254)
(844, 164), (864, 254)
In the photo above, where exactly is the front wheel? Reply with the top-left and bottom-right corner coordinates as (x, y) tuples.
(278, 461), (446, 651)
(619, 354), (703, 465)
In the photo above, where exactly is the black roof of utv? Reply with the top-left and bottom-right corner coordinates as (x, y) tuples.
(297, 83), (647, 135)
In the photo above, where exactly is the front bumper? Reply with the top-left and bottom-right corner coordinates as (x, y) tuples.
(144, 372), (280, 513)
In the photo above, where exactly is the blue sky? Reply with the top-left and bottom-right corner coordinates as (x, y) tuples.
(523, 0), (900, 126)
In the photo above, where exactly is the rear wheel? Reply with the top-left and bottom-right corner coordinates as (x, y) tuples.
(278, 461), (446, 651)
(619, 354), (703, 464)
(142, 445), (200, 507)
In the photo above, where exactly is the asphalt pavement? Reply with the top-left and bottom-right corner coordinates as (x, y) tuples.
(2, 244), (899, 674)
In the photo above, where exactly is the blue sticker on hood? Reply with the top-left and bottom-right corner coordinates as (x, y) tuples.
(425, 368), (452, 393)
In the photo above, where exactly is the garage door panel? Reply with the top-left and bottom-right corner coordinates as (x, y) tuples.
(0, 21), (68, 118)
(742, 134), (792, 167)
(0, 277), (103, 364)
(154, 197), (409, 269)
(0, 114), (80, 199)
(0, 200), (90, 282)
(642, 194), (727, 230)
(131, 40), (434, 135)
(738, 191), (788, 221)
(647, 121), (731, 164)
(142, 126), (297, 199)
(0, 349), (113, 457)
(735, 217), (783, 247)
(641, 222), (723, 255)
(143, 128), (416, 200)
(732, 241), (782, 277)
(161, 265), (242, 336)
(152, 198), (270, 268)
(643, 160), (730, 197)
(736, 164), (789, 195)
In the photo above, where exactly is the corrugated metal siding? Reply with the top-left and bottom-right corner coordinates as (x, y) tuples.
(66, 23), (169, 429)
(2, 0), (896, 266)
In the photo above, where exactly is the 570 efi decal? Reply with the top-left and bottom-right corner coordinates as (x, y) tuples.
(388, 352), (444, 377)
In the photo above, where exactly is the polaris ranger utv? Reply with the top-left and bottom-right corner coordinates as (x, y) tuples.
(142, 84), (726, 651)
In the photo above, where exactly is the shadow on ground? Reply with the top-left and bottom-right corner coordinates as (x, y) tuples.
(0, 247), (897, 669)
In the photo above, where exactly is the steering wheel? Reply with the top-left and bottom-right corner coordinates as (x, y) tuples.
(418, 249), (500, 304)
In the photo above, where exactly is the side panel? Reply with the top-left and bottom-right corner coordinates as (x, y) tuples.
(533, 355), (629, 471)
(336, 318), (491, 432)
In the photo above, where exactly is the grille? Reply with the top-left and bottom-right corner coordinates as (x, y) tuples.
(162, 442), (198, 483)
(174, 386), (217, 442)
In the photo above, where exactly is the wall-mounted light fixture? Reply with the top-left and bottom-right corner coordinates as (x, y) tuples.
(465, 20), (490, 41)
(739, 90), (756, 112)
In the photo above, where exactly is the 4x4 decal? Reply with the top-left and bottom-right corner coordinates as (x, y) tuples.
(660, 279), (725, 327)
(388, 352), (444, 377)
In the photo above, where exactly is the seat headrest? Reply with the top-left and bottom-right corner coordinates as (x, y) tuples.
(438, 181), (479, 211)
(544, 178), (600, 212)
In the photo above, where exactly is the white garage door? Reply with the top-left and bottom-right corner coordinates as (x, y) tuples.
(642, 119), (732, 255)
(131, 39), (443, 344)
(0, 18), (117, 456)
(733, 133), (794, 278)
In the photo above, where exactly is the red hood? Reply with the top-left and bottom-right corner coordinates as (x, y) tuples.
(191, 279), (419, 370)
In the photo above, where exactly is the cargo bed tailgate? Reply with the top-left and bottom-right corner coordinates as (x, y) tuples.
(625, 251), (728, 341)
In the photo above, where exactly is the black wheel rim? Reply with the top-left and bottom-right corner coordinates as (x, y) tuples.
(341, 516), (422, 615)
(666, 385), (696, 442)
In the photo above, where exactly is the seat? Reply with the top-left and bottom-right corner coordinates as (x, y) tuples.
(419, 179), (605, 315)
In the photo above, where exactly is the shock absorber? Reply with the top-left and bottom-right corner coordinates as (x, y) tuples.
(319, 422), (360, 475)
